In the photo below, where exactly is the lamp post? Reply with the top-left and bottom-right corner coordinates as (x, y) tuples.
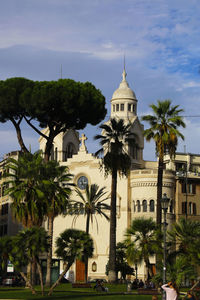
(135, 263), (138, 281)
(160, 193), (170, 300)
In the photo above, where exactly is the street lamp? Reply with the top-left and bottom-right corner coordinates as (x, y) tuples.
(160, 193), (170, 300)
(135, 263), (138, 281)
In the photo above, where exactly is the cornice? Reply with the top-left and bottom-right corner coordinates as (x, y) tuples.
(131, 182), (174, 188)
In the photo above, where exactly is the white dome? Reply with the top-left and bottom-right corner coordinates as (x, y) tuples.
(112, 69), (136, 101)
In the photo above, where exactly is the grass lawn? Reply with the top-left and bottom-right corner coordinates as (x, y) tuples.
(0, 283), (162, 300)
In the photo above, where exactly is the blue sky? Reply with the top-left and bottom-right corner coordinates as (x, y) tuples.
(1, 0), (200, 160)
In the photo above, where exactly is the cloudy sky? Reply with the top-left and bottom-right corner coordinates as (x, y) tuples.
(1, 0), (200, 160)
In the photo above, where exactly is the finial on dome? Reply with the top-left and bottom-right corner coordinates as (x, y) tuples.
(122, 55), (127, 82)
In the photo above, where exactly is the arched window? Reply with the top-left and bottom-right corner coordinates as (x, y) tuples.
(136, 200), (141, 212)
(120, 103), (124, 111)
(133, 201), (136, 213)
(142, 200), (147, 212)
(189, 202), (197, 215)
(150, 200), (155, 212)
(64, 142), (75, 161)
(189, 202), (192, 215)
(128, 103), (132, 112)
(193, 203), (197, 215)
(169, 201), (173, 213)
(55, 147), (58, 161)
(79, 203), (84, 215)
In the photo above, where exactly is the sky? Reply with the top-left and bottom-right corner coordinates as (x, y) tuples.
(1, 0), (200, 161)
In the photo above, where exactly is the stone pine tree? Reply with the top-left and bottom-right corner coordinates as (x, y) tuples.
(0, 77), (106, 286)
(0, 78), (107, 161)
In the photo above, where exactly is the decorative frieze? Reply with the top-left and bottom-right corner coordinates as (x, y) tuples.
(131, 182), (174, 188)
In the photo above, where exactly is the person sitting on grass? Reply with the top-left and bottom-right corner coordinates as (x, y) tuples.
(94, 280), (108, 292)
(185, 291), (196, 300)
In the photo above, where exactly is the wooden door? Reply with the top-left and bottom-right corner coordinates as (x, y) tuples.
(76, 260), (85, 282)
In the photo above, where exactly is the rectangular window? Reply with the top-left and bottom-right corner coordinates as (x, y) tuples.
(120, 104), (124, 111)
(181, 182), (196, 194)
(116, 104), (119, 111)
(1, 203), (8, 215)
(113, 105), (115, 112)
(128, 104), (132, 111)
(0, 224), (7, 237)
(176, 163), (186, 172)
(3, 224), (7, 235)
(2, 184), (8, 197)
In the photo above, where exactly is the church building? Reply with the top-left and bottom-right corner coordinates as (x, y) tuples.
(39, 68), (200, 281)
(1, 68), (200, 281)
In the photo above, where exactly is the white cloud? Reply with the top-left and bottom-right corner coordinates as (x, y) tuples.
(176, 81), (200, 92)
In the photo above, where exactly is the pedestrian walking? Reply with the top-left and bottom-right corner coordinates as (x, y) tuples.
(161, 281), (179, 300)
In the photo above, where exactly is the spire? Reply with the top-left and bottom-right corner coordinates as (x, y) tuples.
(122, 55), (127, 82)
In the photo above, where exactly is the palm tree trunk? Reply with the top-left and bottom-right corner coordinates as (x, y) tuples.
(46, 215), (54, 287)
(108, 168), (117, 283)
(156, 156), (164, 273)
(36, 260), (44, 296)
(26, 262), (32, 288)
(157, 157), (164, 225)
(84, 214), (90, 283)
(31, 258), (37, 286)
(20, 271), (36, 295)
(145, 259), (153, 279)
(48, 263), (70, 296)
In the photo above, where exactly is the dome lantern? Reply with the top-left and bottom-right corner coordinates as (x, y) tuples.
(110, 67), (138, 119)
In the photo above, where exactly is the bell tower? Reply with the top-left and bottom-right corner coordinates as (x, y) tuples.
(109, 66), (144, 168)
(111, 66), (138, 120)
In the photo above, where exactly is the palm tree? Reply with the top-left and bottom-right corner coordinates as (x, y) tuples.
(0, 236), (12, 276)
(10, 227), (49, 295)
(4, 151), (49, 286)
(125, 217), (160, 279)
(40, 160), (73, 287)
(48, 229), (94, 296)
(115, 242), (134, 281)
(166, 255), (196, 287)
(94, 118), (133, 282)
(4, 152), (73, 287)
(5, 151), (46, 227)
(141, 100), (185, 225)
(72, 183), (110, 282)
(168, 218), (200, 267)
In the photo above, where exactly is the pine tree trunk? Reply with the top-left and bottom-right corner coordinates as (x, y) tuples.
(108, 168), (117, 283)
(46, 215), (54, 287)
(12, 119), (29, 153)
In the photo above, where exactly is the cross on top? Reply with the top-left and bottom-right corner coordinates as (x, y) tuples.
(79, 133), (87, 152)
